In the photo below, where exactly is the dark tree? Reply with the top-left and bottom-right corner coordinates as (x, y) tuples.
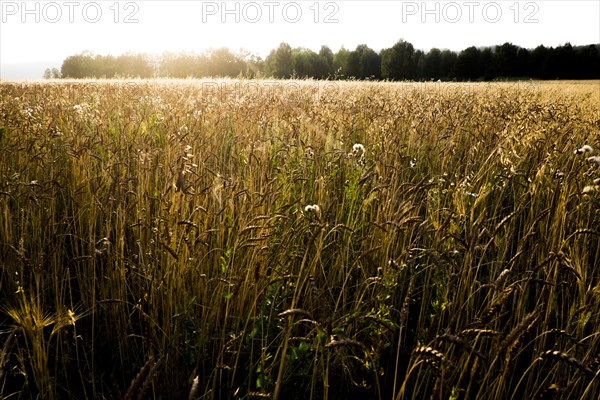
(456, 46), (483, 80)
(319, 45), (335, 77)
(380, 40), (416, 80)
(439, 50), (457, 80)
(206, 48), (246, 77)
(413, 50), (425, 80)
(333, 47), (350, 78)
(58, 40), (600, 82)
(265, 43), (294, 78)
(357, 44), (381, 80)
(553, 43), (576, 78)
(344, 49), (361, 79)
(515, 47), (530, 77)
(574, 44), (600, 79)
(61, 51), (96, 78)
(480, 48), (494, 80)
(290, 48), (329, 79)
(492, 42), (519, 77)
(423, 48), (442, 80)
(529, 45), (549, 78)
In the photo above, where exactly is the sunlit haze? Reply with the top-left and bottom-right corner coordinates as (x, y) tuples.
(1, 0), (599, 79)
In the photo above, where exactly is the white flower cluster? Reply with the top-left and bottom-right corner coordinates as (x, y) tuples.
(304, 204), (321, 214)
(574, 145), (593, 154)
(349, 143), (366, 165)
(575, 144), (600, 195)
(573, 144), (600, 167)
(352, 143), (365, 155)
(582, 180), (600, 194)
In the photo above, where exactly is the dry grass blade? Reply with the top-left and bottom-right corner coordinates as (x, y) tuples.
(248, 392), (272, 398)
(459, 328), (501, 338)
(0, 330), (17, 382)
(278, 309), (313, 320)
(325, 338), (367, 350)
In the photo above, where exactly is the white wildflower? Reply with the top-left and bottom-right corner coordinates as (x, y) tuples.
(582, 185), (599, 194)
(587, 156), (600, 167)
(304, 204), (321, 214)
(352, 143), (365, 154)
(574, 145), (593, 154)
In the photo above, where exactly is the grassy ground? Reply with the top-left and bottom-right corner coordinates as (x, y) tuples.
(0, 79), (599, 399)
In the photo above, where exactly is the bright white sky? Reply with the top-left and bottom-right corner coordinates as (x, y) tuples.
(0, 1), (599, 71)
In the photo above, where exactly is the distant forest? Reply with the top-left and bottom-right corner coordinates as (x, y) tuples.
(52, 40), (600, 81)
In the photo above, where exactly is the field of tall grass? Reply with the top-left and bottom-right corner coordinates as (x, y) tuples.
(0, 79), (599, 399)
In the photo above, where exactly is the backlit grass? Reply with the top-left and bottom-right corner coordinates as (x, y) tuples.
(0, 79), (599, 399)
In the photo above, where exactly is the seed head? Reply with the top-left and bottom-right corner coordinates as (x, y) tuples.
(539, 350), (595, 378)
(413, 346), (451, 366)
(494, 269), (511, 288)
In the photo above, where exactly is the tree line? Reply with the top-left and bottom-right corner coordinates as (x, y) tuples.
(55, 40), (600, 81)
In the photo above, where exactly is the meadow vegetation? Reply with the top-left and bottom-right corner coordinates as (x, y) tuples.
(0, 79), (599, 399)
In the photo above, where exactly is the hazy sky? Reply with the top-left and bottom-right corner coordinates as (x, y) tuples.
(1, 0), (599, 77)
